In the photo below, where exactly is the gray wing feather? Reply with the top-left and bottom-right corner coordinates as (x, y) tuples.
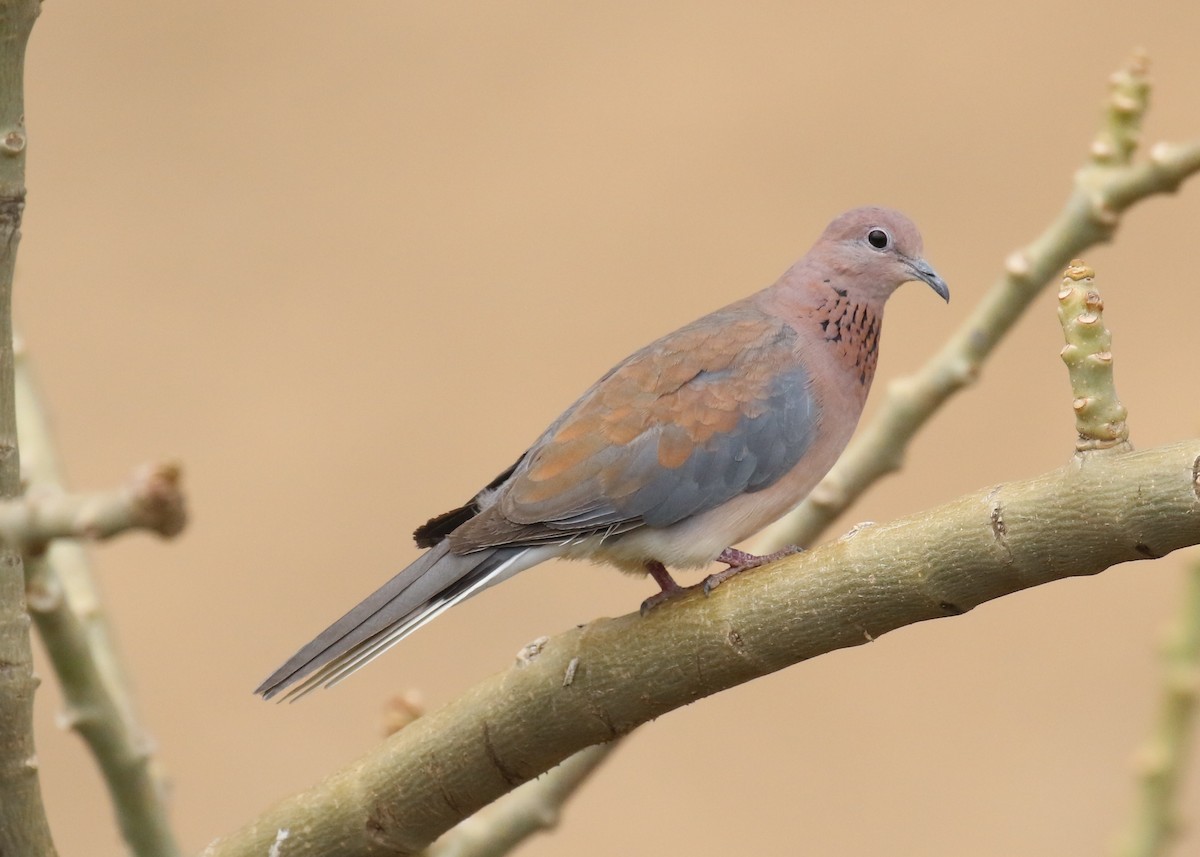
(657, 367), (814, 524)
(255, 541), (528, 700)
(535, 363), (817, 533)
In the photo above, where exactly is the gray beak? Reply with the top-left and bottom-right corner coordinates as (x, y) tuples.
(908, 258), (950, 302)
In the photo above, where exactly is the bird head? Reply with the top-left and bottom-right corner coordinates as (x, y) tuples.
(817, 206), (950, 303)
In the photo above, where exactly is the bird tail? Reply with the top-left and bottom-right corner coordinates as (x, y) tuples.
(255, 541), (544, 701)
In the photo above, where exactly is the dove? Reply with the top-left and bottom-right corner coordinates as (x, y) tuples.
(257, 206), (948, 700)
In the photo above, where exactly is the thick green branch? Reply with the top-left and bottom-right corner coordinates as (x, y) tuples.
(759, 53), (1200, 550)
(205, 439), (1200, 857)
(0, 1), (56, 855)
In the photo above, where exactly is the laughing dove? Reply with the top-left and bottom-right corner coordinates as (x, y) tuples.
(257, 206), (948, 700)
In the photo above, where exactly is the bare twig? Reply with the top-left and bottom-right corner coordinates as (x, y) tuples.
(16, 340), (184, 857)
(759, 52), (1200, 550)
(0, 460), (185, 553)
(25, 556), (180, 856)
(205, 438), (1200, 857)
(1113, 561), (1200, 857)
(0, 0), (58, 854)
(1056, 261), (1130, 453)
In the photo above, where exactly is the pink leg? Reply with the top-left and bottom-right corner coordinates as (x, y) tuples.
(639, 560), (685, 615)
(640, 545), (805, 614)
(701, 545), (805, 594)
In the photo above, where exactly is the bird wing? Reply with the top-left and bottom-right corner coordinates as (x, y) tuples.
(452, 301), (820, 550)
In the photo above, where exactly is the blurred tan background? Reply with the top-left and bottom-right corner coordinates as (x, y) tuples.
(17, 2), (1200, 855)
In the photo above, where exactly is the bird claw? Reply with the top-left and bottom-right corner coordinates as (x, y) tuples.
(641, 560), (686, 615)
(640, 590), (675, 616)
(642, 545), (806, 613)
(638, 544), (806, 609)
(641, 576), (722, 613)
(715, 544), (804, 571)
(701, 567), (739, 596)
(701, 544), (806, 595)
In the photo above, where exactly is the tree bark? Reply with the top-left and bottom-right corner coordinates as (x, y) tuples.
(0, 1), (57, 855)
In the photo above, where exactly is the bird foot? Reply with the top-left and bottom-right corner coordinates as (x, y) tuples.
(702, 545), (805, 595)
(641, 546), (806, 613)
(640, 560), (686, 616)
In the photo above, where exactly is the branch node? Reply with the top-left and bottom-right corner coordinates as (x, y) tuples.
(267, 828), (290, 857)
(515, 636), (550, 667)
(131, 460), (187, 537)
(562, 657), (580, 688)
(1091, 139), (1117, 160)
(54, 707), (86, 733)
(989, 504), (1007, 540)
(1004, 250), (1032, 279)
(23, 575), (61, 613)
(1110, 93), (1141, 115)
(0, 130), (26, 157)
(839, 521), (876, 541)
(1088, 192), (1121, 227)
(949, 357), (978, 388)
(808, 480), (847, 510)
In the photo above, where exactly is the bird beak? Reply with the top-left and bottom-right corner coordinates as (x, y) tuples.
(907, 258), (950, 302)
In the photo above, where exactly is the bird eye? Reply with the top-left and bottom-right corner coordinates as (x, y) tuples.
(867, 229), (890, 250)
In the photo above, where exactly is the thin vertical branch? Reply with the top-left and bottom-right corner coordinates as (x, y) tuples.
(18, 337), (183, 857)
(0, 1), (57, 855)
(1114, 562), (1200, 857)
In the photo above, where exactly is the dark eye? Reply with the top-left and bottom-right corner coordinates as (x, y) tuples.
(867, 229), (890, 250)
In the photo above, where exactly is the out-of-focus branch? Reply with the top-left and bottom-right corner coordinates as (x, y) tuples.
(1114, 561), (1200, 857)
(759, 51), (1200, 550)
(0, 0), (57, 854)
(426, 743), (618, 857)
(0, 460), (184, 553)
(205, 438), (1200, 857)
(16, 339), (184, 857)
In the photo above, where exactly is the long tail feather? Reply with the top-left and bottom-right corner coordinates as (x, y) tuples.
(255, 542), (544, 701)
